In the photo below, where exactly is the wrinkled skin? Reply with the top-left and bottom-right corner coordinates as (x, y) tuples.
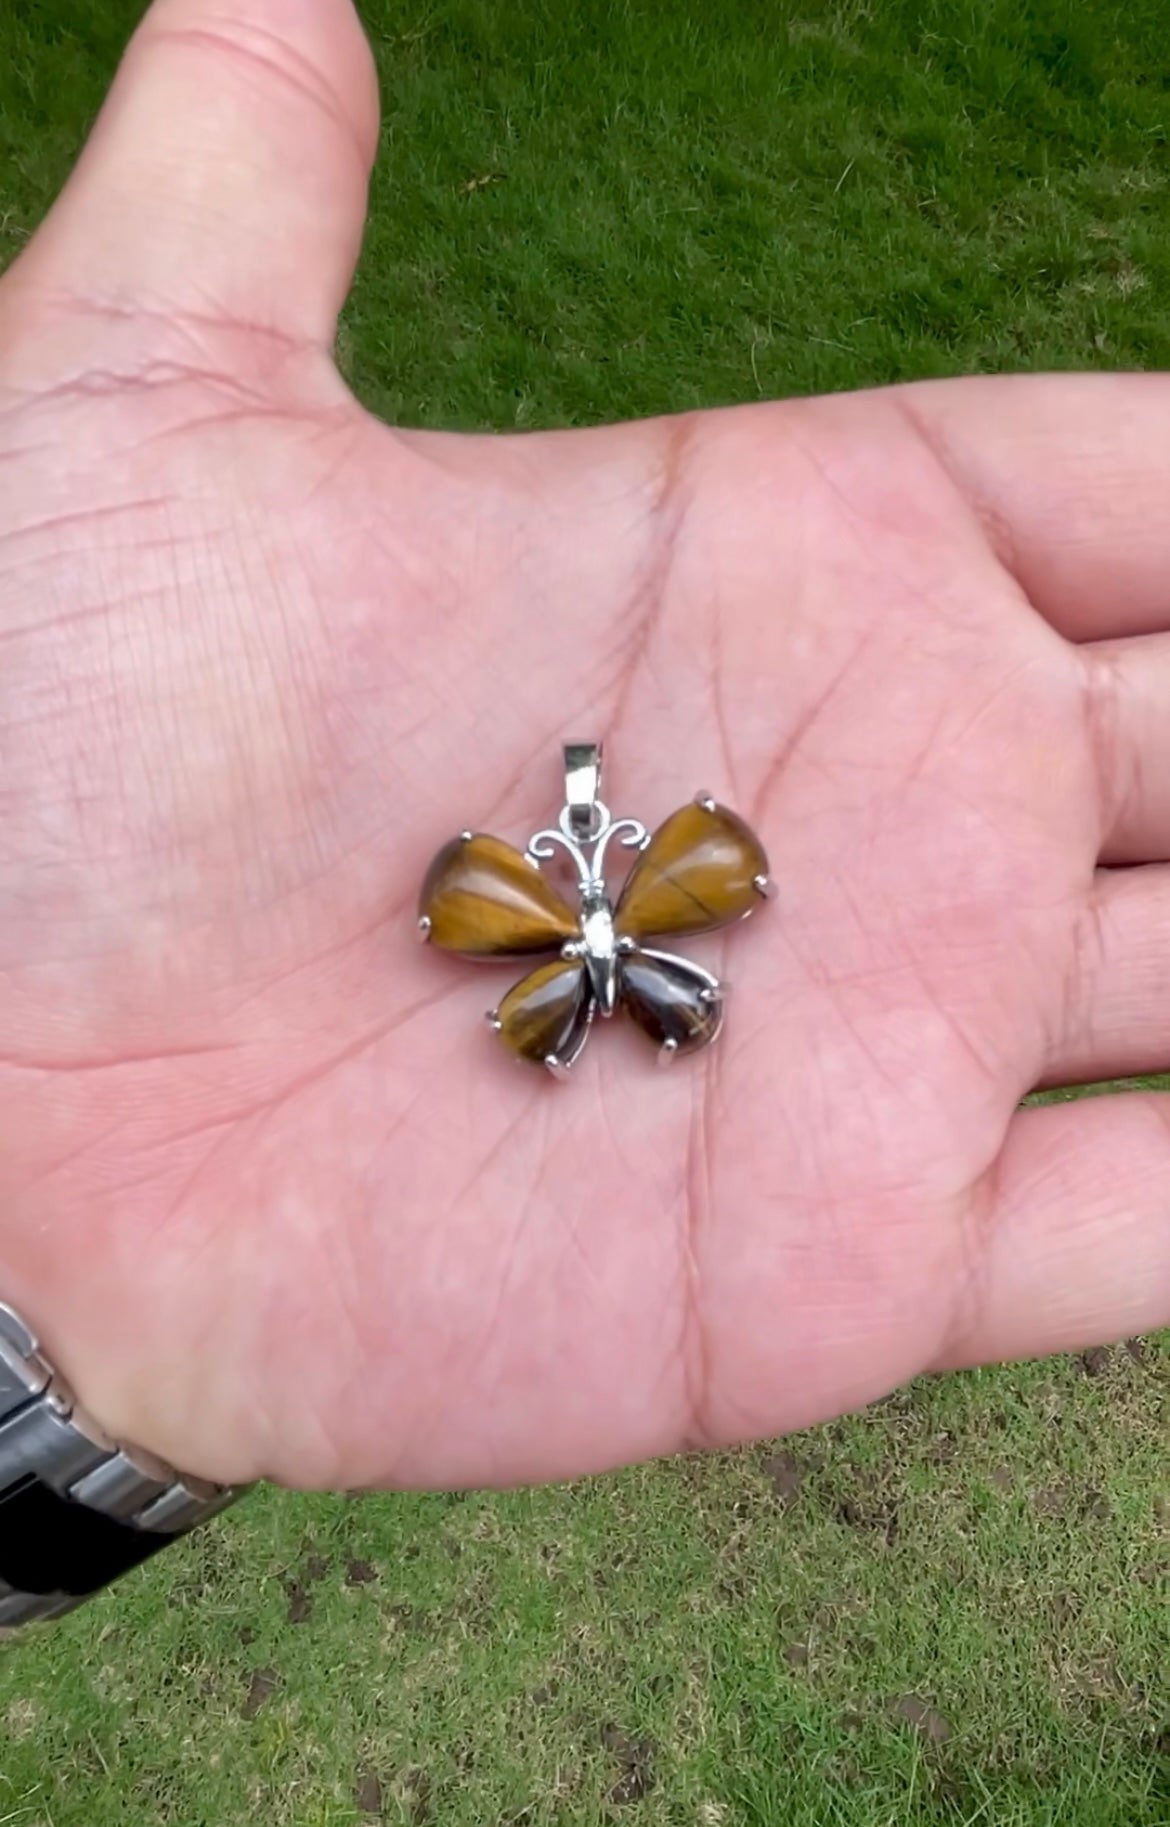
(0, 0), (1167, 1491)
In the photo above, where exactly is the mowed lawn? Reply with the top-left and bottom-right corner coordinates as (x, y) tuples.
(0, 2), (1168, 1823)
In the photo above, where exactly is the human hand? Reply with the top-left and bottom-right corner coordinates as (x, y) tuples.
(0, 0), (1166, 1492)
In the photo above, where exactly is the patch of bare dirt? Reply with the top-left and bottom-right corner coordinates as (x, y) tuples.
(600, 1723), (656, 1804)
(242, 1667), (279, 1719)
(889, 1694), (951, 1742)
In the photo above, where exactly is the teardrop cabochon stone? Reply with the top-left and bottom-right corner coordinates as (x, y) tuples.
(420, 833), (580, 957)
(615, 800), (768, 941)
(618, 948), (723, 1055)
(494, 958), (593, 1067)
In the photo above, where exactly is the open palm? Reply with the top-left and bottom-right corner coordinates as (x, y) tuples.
(1, 0), (1166, 1492)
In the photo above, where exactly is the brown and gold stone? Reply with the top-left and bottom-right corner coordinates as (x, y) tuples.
(494, 958), (592, 1066)
(618, 949), (723, 1054)
(419, 833), (580, 956)
(615, 800), (768, 940)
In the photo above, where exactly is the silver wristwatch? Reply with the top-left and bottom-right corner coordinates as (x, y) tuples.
(0, 1300), (241, 1625)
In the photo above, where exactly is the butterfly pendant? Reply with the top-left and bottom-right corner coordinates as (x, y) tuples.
(417, 744), (773, 1078)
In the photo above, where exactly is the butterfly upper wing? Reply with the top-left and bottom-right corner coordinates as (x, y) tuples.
(617, 947), (723, 1055)
(492, 957), (593, 1068)
(614, 801), (768, 941)
(420, 833), (580, 956)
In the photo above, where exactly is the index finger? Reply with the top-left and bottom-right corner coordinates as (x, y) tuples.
(898, 371), (1170, 642)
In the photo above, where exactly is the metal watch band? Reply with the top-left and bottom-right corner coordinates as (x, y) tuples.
(0, 1300), (241, 1625)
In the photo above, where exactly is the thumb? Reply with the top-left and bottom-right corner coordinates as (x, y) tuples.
(8, 0), (379, 349)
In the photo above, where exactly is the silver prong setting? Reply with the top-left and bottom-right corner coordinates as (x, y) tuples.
(420, 743), (767, 1081)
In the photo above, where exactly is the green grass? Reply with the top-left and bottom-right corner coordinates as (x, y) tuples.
(1, 1), (1169, 1822)
(1, 1355), (1166, 1825)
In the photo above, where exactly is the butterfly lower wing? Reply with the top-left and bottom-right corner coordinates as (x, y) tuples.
(420, 832), (580, 956)
(491, 957), (594, 1073)
(617, 947), (724, 1059)
(614, 800), (769, 941)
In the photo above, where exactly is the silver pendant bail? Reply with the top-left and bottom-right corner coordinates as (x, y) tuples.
(563, 741), (604, 842)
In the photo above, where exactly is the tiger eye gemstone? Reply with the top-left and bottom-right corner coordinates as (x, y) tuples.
(495, 958), (592, 1066)
(420, 833), (580, 956)
(618, 949), (723, 1054)
(615, 801), (768, 939)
